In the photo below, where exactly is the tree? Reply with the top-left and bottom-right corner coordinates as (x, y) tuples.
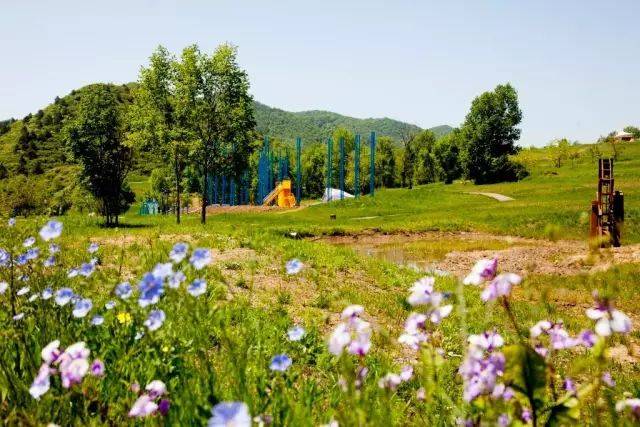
(434, 129), (463, 184)
(462, 83), (525, 184)
(302, 143), (325, 198)
(150, 167), (173, 214)
(375, 136), (397, 188)
(411, 130), (438, 185)
(174, 44), (256, 224)
(549, 138), (570, 168)
(131, 45), (188, 224)
(65, 84), (134, 226)
(623, 125), (640, 139)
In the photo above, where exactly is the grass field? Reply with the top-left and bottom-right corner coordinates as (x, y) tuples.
(2, 141), (639, 425)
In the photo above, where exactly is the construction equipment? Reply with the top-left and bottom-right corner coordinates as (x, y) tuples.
(590, 158), (624, 247)
(262, 179), (297, 208)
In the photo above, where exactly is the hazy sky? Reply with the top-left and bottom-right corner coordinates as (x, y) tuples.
(1, 0), (638, 146)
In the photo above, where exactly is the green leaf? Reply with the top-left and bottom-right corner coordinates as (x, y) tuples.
(503, 344), (548, 411)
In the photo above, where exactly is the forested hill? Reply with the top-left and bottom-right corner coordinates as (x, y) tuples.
(254, 101), (451, 143)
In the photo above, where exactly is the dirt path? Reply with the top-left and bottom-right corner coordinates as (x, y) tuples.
(467, 192), (514, 202)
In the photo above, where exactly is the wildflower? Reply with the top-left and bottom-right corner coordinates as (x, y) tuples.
(41, 340), (61, 363)
(90, 360), (105, 376)
(497, 414), (510, 427)
(55, 288), (74, 306)
(400, 365), (414, 381)
(59, 356), (90, 388)
(468, 331), (504, 352)
(187, 279), (207, 297)
(17, 286), (30, 296)
(49, 243), (60, 254)
(168, 271), (186, 288)
(579, 330), (597, 347)
(0, 249), (9, 267)
(43, 256), (55, 267)
(0, 281), (7, 294)
(8, 217), (15, 226)
(91, 315), (104, 326)
(602, 372), (616, 387)
(521, 409), (533, 423)
(13, 313), (24, 321)
(135, 331), (144, 340)
(530, 320), (552, 337)
(287, 325), (306, 341)
(152, 262), (173, 279)
(138, 273), (164, 307)
(398, 313), (429, 350)
(269, 354), (292, 372)
(39, 220), (63, 241)
(88, 242), (99, 253)
(329, 307), (372, 356)
(115, 282), (132, 299)
(285, 258), (303, 275)
(105, 300), (116, 310)
(586, 293), (632, 336)
(208, 402), (251, 427)
(189, 248), (212, 270)
(341, 304), (364, 319)
(463, 258), (498, 285)
(72, 298), (92, 318)
(169, 242), (189, 263)
(129, 394), (158, 418)
(459, 331), (506, 402)
(144, 310), (166, 331)
(616, 399), (640, 418)
(117, 312), (133, 325)
(158, 399), (170, 416)
(29, 294), (38, 302)
(146, 380), (167, 398)
(25, 248), (40, 260)
(15, 253), (28, 266)
(23, 236), (36, 247)
(29, 364), (52, 399)
(481, 273), (521, 302)
(378, 373), (402, 390)
(79, 262), (95, 277)
(407, 277), (438, 306)
(563, 378), (576, 393)
(41, 287), (53, 299)
(416, 387), (426, 401)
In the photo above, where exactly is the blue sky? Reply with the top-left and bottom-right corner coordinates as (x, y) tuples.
(1, 0), (638, 146)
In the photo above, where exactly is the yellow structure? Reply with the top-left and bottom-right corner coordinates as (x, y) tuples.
(262, 179), (297, 208)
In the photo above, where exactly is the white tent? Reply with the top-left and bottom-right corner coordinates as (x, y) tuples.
(322, 187), (354, 202)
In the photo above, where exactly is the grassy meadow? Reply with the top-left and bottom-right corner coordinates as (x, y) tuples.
(2, 141), (640, 425)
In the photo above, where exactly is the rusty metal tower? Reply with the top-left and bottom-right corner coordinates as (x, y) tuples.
(590, 158), (624, 247)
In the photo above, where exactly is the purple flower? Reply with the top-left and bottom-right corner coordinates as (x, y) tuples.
(115, 282), (132, 299)
(72, 298), (92, 318)
(481, 273), (521, 302)
(29, 363), (52, 399)
(269, 354), (292, 372)
(463, 258), (498, 285)
(49, 243), (60, 254)
(616, 399), (640, 417)
(43, 256), (56, 267)
(285, 259), (303, 275)
(138, 273), (164, 307)
(90, 359), (105, 376)
(187, 279), (207, 297)
(460, 331), (506, 402)
(563, 377), (576, 393)
(39, 220), (63, 241)
(341, 304), (364, 319)
(128, 394), (158, 418)
(497, 413), (510, 427)
(521, 409), (533, 423)
(468, 331), (504, 352)
(88, 242), (99, 253)
(79, 262), (95, 277)
(158, 399), (170, 416)
(602, 372), (616, 387)
(378, 373), (402, 390)
(55, 288), (74, 306)
(398, 313), (429, 350)
(287, 325), (305, 341)
(168, 271), (186, 289)
(189, 248), (212, 270)
(169, 242), (189, 263)
(8, 217), (15, 227)
(23, 236), (36, 247)
(41, 340), (61, 364)
(144, 310), (166, 331)
(208, 402), (251, 427)
(579, 330), (597, 347)
(586, 293), (632, 336)
(59, 357), (89, 388)
(13, 313), (24, 321)
(329, 309), (372, 356)
(146, 380), (167, 398)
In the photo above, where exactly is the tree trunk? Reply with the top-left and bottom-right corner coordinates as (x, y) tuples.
(201, 158), (208, 225)
(174, 146), (181, 224)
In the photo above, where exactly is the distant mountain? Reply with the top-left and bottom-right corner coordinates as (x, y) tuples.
(254, 101), (452, 143)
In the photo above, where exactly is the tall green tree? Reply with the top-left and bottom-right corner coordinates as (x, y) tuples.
(131, 45), (188, 223)
(375, 136), (397, 188)
(411, 130), (438, 185)
(434, 128), (464, 184)
(174, 44), (256, 224)
(65, 84), (134, 226)
(462, 83), (524, 184)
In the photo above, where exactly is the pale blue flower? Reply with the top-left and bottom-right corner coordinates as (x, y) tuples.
(88, 243), (99, 253)
(41, 288), (53, 300)
(55, 288), (73, 306)
(15, 254), (28, 266)
(189, 248), (211, 270)
(8, 218), (15, 227)
(28, 294), (38, 302)
(72, 298), (92, 318)
(152, 262), (173, 279)
(269, 354), (292, 372)
(115, 282), (132, 299)
(91, 315), (104, 326)
(17, 286), (30, 296)
(25, 248), (40, 261)
(187, 279), (207, 297)
(79, 262), (95, 277)
(49, 243), (60, 254)
(0, 249), (9, 267)
(105, 300), (116, 310)
(286, 259), (303, 275)
(138, 273), (164, 307)
(168, 271), (186, 289)
(19, 274), (29, 282)
(23, 236), (36, 247)
(208, 402), (251, 427)
(287, 325), (306, 341)
(39, 220), (63, 241)
(13, 313), (25, 321)
(134, 331), (144, 340)
(67, 268), (79, 278)
(169, 242), (189, 263)
(144, 310), (166, 331)
(0, 281), (8, 294)
(43, 256), (55, 267)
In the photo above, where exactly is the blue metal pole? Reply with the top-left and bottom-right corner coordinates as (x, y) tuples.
(296, 137), (302, 205)
(369, 131), (376, 196)
(327, 138), (333, 201)
(354, 135), (360, 197)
